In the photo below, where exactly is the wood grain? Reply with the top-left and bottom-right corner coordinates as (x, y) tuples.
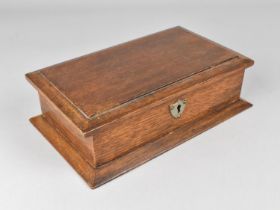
(92, 68), (245, 166)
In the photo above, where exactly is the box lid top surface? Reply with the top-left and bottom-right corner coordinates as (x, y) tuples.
(26, 26), (253, 132)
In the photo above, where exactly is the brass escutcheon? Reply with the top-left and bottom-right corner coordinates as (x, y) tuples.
(169, 99), (187, 118)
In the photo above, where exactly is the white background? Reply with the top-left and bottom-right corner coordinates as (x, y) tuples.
(0, 0), (279, 209)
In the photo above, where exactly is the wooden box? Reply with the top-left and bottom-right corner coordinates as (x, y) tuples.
(26, 26), (254, 188)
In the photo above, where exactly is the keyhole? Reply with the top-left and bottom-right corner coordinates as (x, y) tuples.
(177, 104), (181, 113)
(170, 99), (187, 118)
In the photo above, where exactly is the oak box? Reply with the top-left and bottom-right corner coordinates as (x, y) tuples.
(26, 26), (254, 188)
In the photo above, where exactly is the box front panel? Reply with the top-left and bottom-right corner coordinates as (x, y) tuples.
(92, 68), (245, 166)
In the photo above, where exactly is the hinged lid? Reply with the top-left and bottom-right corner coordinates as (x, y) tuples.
(26, 26), (253, 134)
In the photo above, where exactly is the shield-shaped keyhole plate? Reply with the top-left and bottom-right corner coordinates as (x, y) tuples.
(169, 99), (187, 118)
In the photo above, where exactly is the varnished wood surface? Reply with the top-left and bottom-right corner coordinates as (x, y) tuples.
(26, 26), (254, 132)
(26, 26), (254, 188)
(30, 99), (252, 188)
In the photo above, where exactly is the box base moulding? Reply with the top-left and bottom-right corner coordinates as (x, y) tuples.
(30, 99), (251, 188)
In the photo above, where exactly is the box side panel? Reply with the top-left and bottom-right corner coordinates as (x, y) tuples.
(92, 68), (245, 166)
(39, 93), (95, 167)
